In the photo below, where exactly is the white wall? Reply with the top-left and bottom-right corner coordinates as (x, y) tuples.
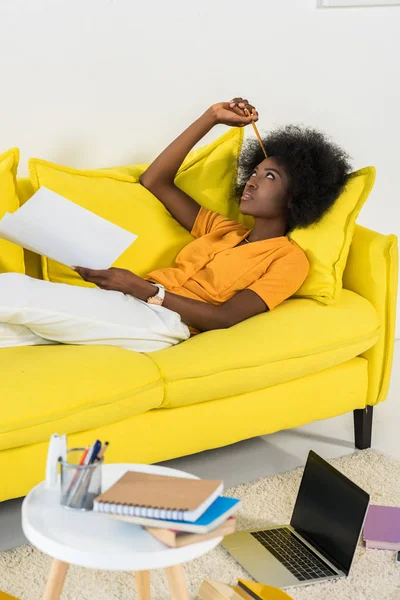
(0, 0), (399, 331)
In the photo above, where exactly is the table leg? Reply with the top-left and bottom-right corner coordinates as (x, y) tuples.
(165, 565), (189, 600)
(135, 570), (151, 600)
(43, 559), (69, 600)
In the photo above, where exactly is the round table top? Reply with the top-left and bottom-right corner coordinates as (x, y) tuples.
(22, 463), (221, 571)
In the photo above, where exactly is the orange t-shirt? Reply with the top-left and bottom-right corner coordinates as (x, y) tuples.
(146, 207), (309, 312)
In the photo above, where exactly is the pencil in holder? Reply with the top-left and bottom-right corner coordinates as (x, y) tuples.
(60, 447), (103, 511)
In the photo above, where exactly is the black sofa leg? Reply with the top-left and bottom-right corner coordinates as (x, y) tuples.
(353, 407), (373, 449)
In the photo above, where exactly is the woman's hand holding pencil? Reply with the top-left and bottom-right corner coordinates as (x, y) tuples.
(210, 99), (258, 127)
(229, 97), (268, 158)
(210, 98), (267, 158)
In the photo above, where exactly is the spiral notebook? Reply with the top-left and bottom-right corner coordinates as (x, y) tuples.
(93, 471), (223, 522)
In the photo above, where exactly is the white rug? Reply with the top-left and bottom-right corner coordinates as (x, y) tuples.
(1, 449), (400, 600)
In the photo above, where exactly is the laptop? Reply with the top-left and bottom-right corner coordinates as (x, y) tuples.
(222, 450), (370, 589)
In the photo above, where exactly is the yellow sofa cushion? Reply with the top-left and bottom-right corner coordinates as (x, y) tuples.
(0, 148), (25, 274)
(148, 290), (379, 409)
(0, 345), (162, 451)
(28, 163), (141, 286)
(290, 167), (376, 303)
(116, 127), (248, 224)
(28, 128), (245, 286)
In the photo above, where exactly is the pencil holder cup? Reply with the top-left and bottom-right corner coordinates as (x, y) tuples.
(60, 448), (103, 511)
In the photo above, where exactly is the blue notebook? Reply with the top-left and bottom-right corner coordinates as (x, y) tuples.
(100, 496), (241, 533)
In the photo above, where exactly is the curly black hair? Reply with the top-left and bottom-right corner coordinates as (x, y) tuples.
(237, 125), (352, 232)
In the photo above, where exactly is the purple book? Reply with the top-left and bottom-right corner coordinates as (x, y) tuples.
(363, 505), (400, 550)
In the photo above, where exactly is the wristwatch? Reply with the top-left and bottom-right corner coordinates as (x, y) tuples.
(147, 284), (166, 306)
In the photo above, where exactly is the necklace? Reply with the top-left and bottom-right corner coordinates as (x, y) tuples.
(243, 237), (251, 243)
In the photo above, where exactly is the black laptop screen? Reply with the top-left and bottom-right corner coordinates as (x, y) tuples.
(290, 451), (370, 575)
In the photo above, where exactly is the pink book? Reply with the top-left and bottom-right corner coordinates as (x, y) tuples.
(363, 505), (400, 550)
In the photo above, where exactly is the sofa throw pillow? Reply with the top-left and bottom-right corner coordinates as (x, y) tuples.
(28, 127), (244, 287)
(0, 148), (25, 274)
(114, 126), (246, 223)
(290, 166), (376, 303)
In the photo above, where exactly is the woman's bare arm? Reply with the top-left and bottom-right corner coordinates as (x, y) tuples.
(140, 102), (256, 232)
(162, 288), (267, 331)
(140, 110), (214, 231)
(75, 267), (267, 332)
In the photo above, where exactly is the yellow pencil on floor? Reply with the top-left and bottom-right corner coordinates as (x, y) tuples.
(235, 579), (293, 599)
(198, 579), (293, 599)
(0, 591), (20, 600)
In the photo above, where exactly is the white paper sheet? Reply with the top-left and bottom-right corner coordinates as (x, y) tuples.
(0, 187), (137, 269)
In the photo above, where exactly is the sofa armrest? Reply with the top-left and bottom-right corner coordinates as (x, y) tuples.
(343, 224), (398, 406)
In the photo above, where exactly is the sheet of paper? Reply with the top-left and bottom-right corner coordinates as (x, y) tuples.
(0, 187), (137, 269)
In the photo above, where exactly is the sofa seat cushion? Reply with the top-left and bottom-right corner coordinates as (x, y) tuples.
(0, 345), (162, 451)
(149, 289), (379, 409)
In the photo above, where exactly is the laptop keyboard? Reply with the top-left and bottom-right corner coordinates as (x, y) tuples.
(251, 528), (337, 581)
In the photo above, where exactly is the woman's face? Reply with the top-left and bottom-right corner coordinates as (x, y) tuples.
(240, 157), (292, 220)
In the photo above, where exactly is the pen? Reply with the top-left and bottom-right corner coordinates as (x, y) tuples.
(74, 440), (103, 508)
(79, 447), (90, 465)
(87, 440), (102, 464)
(96, 441), (109, 462)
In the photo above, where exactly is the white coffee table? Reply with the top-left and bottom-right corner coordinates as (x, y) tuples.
(22, 463), (222, 600)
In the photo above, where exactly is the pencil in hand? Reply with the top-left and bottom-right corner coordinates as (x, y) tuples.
(243, 108), (268, 159)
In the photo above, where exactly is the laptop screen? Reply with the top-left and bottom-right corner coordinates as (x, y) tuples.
(290, 451), (370, 575)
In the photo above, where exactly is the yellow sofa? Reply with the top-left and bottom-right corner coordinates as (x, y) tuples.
(0, 173), (397, 503)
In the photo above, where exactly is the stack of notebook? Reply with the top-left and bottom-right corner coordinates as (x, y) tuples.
(93, 471), (241, 547)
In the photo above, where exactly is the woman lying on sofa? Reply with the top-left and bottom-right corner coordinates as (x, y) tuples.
(0, 98), (351, 352)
